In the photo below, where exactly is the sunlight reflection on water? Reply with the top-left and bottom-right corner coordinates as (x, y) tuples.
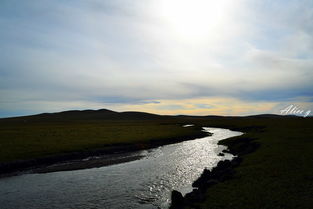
(0, 127), (242, 209)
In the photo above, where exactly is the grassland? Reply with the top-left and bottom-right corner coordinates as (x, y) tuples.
(182, 116), (313, 209)
(0, 119), (204, 164)
(0, 110), (312, 208)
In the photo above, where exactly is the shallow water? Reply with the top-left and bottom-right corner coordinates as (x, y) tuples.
(0, 127), (242, 209)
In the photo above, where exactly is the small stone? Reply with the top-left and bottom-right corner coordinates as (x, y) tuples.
(170, 190), (184, 209)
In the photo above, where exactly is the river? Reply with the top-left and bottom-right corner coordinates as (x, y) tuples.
(0, 127), (242, 209)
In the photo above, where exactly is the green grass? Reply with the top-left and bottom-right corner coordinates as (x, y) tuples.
(184, 116), (313, 209)
(0, 119), (201, 163)
(1, 111), (313, 208)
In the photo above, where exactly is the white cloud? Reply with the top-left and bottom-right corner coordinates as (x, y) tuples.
(0, 0), (312, 116)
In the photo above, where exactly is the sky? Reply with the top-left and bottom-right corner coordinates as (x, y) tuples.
(0, 0), (312, 117)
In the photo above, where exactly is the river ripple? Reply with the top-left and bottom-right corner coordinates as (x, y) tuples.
(0, 127), (242, 209)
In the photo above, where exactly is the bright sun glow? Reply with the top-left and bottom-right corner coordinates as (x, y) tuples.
(159, 0), (234, 42)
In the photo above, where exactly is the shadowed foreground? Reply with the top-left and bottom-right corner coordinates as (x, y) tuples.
(177, 116), (313, 209)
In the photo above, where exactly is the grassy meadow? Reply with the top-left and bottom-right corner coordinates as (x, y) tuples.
(184, 116), (313, 209)
(0, 110), (312, 208)
(0, 113), (202, 163)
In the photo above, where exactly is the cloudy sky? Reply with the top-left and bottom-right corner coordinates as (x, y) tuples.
(0, 0), (312, 117)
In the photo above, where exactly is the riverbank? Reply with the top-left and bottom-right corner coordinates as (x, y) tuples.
(0, 127), (209, 177)
(0, 127), (242, 209)
(1, 110), (312, 208)
(170, 116), (313, 209)
(170, 134), (259, 209)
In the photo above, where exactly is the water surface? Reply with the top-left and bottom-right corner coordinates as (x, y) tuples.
(0, 127), (242, 209)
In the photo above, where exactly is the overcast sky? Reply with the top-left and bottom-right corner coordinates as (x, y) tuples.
(0, 0), (312, 117)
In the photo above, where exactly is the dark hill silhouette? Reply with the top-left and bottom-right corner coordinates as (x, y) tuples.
(0, 109), (296, 123)
(0, 109), (164, 122)
(120, 111), (162, 119)
(247, 114), (296, 118)
(38, 109), (119, 119)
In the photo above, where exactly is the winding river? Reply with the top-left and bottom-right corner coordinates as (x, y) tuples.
(0, 127), (242, 209)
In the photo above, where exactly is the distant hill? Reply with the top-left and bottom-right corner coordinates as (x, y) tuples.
(0, 109), (301, 123)
(0, 109), (164, 122)
(246, 114), (298, 118)
(119, 111), (163, 119)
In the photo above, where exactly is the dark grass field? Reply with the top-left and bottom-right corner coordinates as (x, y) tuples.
(0, 110), (312, 208)
(184, 116), (313, 209)
(0, 111), (202, 163)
